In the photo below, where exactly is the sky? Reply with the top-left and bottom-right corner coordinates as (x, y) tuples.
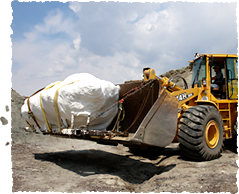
(10, 1), (238, 96)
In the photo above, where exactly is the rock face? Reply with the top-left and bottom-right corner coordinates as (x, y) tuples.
(160, 65), (192, 89)
(0, 85), (26, 130)
(0, 85), (27, 142)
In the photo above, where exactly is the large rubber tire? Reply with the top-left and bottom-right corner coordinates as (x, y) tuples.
(178, 105), (224, 161)
(233, 117), (239, 146)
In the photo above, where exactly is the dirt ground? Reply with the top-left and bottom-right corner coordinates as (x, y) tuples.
(10, 69), (238, 193)
(11, 134), (238, 193)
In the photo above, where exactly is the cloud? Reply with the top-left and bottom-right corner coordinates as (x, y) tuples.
(1, 22), (10, 30)
(12, 2), (237, 96)
(70, 2), (176, 69)
(69, 2), (237, 63)
(68, 1), (81, 14)
(73, 35), (81, 50)
(23, 9), (74, 41)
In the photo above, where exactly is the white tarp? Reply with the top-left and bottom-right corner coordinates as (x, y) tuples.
(21, 73), (120, 133)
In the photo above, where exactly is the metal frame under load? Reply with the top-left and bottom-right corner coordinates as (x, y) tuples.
(34, 79), (178, 148)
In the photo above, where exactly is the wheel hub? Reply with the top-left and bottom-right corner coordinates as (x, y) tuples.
(205, 120), (219, 149)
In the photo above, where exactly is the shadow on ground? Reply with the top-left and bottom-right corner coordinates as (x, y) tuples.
(34, 149), (176, 184)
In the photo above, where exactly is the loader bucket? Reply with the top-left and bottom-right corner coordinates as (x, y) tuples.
(106, 79), (178, 147)
(130, 88), (178, 147)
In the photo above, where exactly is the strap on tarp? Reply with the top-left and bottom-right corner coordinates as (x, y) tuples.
(26, 87), (45, 129)
(25, 120), (34, 131)
(53, 80), (81, 131)
(40, 81), (62, 132)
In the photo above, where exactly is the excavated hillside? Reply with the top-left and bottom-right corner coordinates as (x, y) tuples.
(160, 65), (192, 88)
(0, 85), (26, 142)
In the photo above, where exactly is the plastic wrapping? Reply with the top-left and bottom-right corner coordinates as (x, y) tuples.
(21, 73), (120, 133)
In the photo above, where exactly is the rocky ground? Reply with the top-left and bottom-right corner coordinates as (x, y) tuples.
(11, 67), (238, 193)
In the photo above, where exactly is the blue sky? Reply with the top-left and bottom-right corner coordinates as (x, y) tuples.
(11, 1), (238, 96)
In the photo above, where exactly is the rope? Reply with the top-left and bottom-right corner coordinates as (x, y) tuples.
(112, 103), (125, 133)
(123, 82), (154, 133)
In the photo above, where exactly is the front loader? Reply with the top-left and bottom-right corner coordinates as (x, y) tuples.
(142, 54), (238, 160)
(24, 54), (238, 161)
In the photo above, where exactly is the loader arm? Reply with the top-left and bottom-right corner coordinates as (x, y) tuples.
(143, 68), (185, 92)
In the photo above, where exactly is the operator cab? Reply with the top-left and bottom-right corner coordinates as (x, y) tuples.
(191, 54), (238, 100)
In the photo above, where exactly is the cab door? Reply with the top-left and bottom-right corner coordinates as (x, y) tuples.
(226, 57), (238, 99)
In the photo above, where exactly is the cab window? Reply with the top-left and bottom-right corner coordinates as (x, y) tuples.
(191, 58), (206, 87)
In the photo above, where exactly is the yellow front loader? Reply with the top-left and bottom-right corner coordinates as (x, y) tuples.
(26, 54), (238, 161)
(142, 54), (238, 160)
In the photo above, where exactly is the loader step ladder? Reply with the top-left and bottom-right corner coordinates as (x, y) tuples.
(218, 102), (232, 139)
